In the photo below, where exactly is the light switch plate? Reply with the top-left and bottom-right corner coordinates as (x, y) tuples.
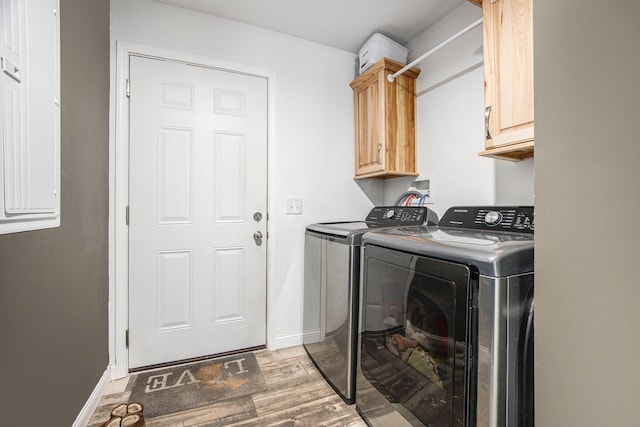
(286, 197), (302, 214)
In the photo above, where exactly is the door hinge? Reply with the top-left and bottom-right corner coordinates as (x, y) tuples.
(126, 79), (130, 98)
(125, 329), (129, 348)
(126, 205), (130, 225)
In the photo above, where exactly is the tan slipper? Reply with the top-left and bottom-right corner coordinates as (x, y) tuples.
(102, 402), (145, 427)
(110, 403), (128, 418)
(122, 414), (145, 427)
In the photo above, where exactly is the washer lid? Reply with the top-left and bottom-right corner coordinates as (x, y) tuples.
(305, 206), (438, 244)
(306, 221), (372, 237)
(363, 226), (534, 277)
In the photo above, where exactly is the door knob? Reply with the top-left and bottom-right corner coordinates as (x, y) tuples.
(253, 231), (263, 246)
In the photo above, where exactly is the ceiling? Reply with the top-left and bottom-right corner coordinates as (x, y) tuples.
(152, 0), (467, 53)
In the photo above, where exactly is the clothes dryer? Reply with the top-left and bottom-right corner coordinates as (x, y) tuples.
(357, 206), (534, 426)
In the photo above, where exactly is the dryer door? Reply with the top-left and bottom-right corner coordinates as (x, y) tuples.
(358, 245), (472, 426)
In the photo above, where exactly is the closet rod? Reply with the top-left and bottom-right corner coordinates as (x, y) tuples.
(387, 17), (483, 83)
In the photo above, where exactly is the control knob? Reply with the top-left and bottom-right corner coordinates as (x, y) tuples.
(484, 210), (502, 226)
(385, 209), (395, 219)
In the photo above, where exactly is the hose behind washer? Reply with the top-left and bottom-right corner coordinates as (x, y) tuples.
(394, 191), (423, 206)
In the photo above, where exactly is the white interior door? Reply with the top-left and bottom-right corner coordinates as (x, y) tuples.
(128, 55), (268, 369)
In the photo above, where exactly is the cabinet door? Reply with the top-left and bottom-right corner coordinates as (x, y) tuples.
(0, 0), (61, 234)
(483, 0), (534, 149)
(354, 76), (385, 176)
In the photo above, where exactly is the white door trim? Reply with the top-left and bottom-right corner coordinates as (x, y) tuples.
(109, 41), (276, 379)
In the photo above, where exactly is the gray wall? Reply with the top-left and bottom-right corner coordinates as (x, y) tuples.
(534, 0), (640, 425)
(0, 0), (110, 425)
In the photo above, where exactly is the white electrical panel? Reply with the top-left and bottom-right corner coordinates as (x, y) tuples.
(0, 0), (60, 234)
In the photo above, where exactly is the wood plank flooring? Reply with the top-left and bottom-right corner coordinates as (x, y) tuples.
(88, 346), (366, 426)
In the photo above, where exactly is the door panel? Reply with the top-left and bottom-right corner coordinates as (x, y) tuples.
(483, 0), (534, 149)
(128, 55), (267, 369)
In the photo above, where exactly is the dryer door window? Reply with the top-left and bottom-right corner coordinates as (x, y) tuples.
(359, 245), (471, 426)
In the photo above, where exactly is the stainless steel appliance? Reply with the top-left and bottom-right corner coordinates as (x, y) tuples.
(357, 206), (534, 426)
(303, 206), (438, 404)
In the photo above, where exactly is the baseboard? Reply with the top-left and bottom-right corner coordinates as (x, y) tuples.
(272, 331), (304, 350)
(301, 328), (320, 343)
(72, 367), (111, 427)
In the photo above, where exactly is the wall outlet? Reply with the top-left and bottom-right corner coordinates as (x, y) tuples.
(286, 197), (302, 214)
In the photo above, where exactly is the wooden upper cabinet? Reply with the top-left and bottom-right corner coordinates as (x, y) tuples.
(350, 58), (420, 179)
(479, 0), (535, 161)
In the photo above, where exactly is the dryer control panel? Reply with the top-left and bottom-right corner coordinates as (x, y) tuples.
(440, 206), (534, 233)
(365, 206), (435, 227)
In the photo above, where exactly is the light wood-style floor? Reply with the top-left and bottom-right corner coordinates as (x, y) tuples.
(88, 346), (366, 426)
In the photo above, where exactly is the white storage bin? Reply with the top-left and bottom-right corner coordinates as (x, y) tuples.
(358, 33), (409, 74)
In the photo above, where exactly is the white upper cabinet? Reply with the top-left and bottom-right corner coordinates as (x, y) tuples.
(0, 0), (60, 234)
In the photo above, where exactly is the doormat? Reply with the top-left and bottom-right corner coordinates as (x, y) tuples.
(129, 353), (266, 418)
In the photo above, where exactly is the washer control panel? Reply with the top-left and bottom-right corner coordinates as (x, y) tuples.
(365, 206), (431, 227)
(440, 206), (534, 233)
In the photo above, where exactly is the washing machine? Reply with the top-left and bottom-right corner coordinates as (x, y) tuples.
(303, 205), (438, 404)
(357, 206), (534, 426)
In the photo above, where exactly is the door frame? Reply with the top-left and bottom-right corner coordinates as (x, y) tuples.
(109, 41), (275, 378)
